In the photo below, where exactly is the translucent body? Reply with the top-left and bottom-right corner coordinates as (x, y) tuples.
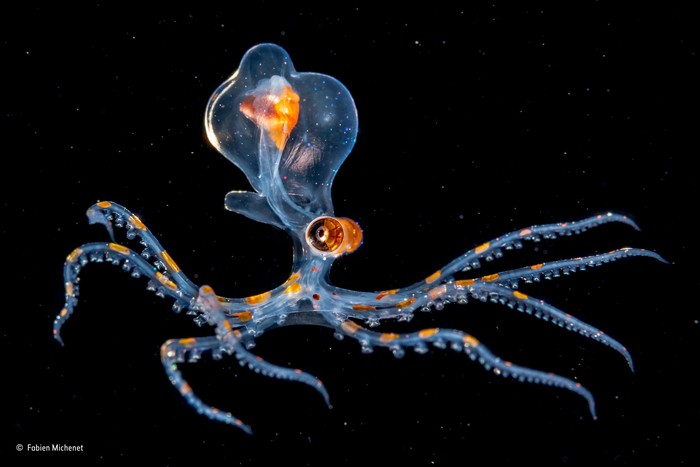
(205, 44), (358, 233)
(54, 44), (665, 433)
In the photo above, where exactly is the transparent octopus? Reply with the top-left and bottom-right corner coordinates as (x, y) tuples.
(54, 43), (664, 433)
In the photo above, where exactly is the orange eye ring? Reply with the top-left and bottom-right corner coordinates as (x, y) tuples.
(306, 216), (362, 256)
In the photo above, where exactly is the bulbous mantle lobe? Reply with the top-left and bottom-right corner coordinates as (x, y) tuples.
(55, 43), (664, 433)
(206, 44), (358, 236)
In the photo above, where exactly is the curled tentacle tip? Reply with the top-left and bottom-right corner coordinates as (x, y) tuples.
(619, 349), (635, 374)
(86, 206), (116, 241)
(228, 416), (253, 434)
(588, 402), (597, 420)
(52, 326), (65, 346)
(615, 215), (641, 231)
(315, 383), (332, 408)
(653, 253), (670, 265)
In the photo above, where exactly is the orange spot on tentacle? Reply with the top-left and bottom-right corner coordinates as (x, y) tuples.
(67, 248), (83, 263)
(178, 338), (196, 345)
(428, 285), (447, 300)
(161, 251), (180, 273)
(65, 282), (74, 297)
(418, 328), (439, 339)
(109, 243), (131, 255)
(200, 285), (215, 295)
(246, 291), (272, 305)
(463, 335), (479, 346)
(156, 272), (178, 291)
(481, 273), (499, 282)
(379, 333), (400, 343)
(59, 308), (68, 318)
(283, 282), (301, 295)
(376, 289), (399, 300)
(530, 263), (543, 270)
(233, 311), (252, 322)
(129, 214), (147, 231)
(519, 228), (532, 237)
(96, 201), (111, 208)
(456, 279), (475, 288)
(352, 304), (376, 311)
(425, 270), (441, 284)
(340, 320), (361, 334)
(284, 271), (301, 284)
(475, 242), (490, 254)
(396, 297), (416, 309)
(513, 291), (528, 300)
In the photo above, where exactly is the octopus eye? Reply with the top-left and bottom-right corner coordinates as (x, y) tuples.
(306, 216), (362, 256)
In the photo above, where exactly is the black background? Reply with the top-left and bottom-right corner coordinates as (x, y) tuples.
(3, 3), (697, 466)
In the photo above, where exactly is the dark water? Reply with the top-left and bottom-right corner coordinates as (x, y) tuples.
(3, 4), (696, 465)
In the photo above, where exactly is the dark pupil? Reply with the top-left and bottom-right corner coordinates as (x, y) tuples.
(316, 227), (326, 240)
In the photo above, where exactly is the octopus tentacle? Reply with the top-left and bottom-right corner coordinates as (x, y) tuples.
(406, 212), (639, 289)
(54, 242), (197, 345)
(491, 248), (667, 288)
(467, 282), (635, 371)
(196, 285), (331, 408)
(85, 201), (199, 296)
(326, 315), (597, 419)
(333, 277), (634, 371)
(160, 336), (253, 434)
(84, 201), (300, 312)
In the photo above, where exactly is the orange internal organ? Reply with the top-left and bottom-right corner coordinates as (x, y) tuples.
(240, 83), (300, 151)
